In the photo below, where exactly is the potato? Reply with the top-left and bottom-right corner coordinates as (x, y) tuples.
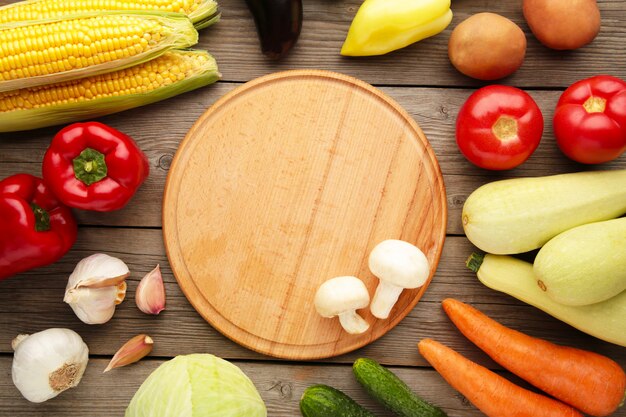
(523, 0), (600, 50)
(448, 13), (526, 81)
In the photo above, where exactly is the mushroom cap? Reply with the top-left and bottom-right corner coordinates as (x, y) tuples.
(368, 239), (430, 289)
(314, 276), (370, 318)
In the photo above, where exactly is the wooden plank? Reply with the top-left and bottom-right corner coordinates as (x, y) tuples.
(201, 0), (626, 88)
(0, 356), (556, 417)
(1, 85), (623, 234)
(0, 0), (624, 414)
(2, 0), (623, 87)
(1, 229), (624, 370)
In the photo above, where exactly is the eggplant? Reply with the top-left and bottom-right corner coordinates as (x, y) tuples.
(244, 0), (303, 59)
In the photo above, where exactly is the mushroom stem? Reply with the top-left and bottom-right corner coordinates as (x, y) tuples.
(338, 311), (370, 334)
(371, 281), (404, 319)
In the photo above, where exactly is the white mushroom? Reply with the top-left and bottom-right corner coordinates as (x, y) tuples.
(368, 240), (430, 319)
(314, 276), (371, 334)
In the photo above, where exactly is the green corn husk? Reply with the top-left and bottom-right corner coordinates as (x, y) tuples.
(0, 11), (199, 93)
(0, 50), (220, 132)
(0, 0), (220, 29)
(193, 4), (221, 30)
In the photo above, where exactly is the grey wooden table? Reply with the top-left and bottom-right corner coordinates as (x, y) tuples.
(1, 0), (625, 415)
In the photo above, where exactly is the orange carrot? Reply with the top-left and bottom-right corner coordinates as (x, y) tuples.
(442, 298), (626, 417)
(418, 338), (583, 417)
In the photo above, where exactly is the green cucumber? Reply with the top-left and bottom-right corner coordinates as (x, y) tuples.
(299, 384), (376, 417)
(534, 217), (626, 306)
(467, 253), (626, 347)
(353, 358), (447, 417)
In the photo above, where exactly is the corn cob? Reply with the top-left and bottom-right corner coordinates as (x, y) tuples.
(0, 11), (198, 92)
(0, 0), (220, 30)
(0, 49), (220, 132)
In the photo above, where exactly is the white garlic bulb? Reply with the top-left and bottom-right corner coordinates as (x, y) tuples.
(64, 253), (129, 325)
(12, 328), (89, 403)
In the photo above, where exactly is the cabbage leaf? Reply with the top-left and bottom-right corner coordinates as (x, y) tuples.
(125, 354), (267, 417)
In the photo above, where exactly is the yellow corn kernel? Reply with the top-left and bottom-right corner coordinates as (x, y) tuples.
(0, 50), (220, 132)
(0, 0), (219, 29)
(0, 12), (198, 92)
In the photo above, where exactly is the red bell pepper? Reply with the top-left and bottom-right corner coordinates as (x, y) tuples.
(42, 122), (150, 211)
(0, 174), (77, 280)
(554, 75), (626, 164)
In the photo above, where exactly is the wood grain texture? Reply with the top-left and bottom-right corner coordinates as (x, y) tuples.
(0, 357), (493, 416)
(0, 0), (625, 415)
(0, 229), (624, 370)
(180, 0), (626, 88)
(1, 85), (623, 234)
(163, 70), (447, 359)
(0, 0), (624, 89)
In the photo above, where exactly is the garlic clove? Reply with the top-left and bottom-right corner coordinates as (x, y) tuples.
(104, 334), (154, 373)
(11, 334), (28, 350)
(77, 272), (130, 289)
(66, 253), (130, 291)
(12, 328), (89, 403)
(135, 265), (166, 315)
(65, 254), (130, 325)
(115, 281), (127, 305)
(64, 282), (127, 325)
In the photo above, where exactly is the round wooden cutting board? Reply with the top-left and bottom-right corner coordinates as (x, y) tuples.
(163, 70), (447, 360)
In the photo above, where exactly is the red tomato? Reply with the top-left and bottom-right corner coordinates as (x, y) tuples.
(456, 85), (544, 170)
(553, 75), (626, 164)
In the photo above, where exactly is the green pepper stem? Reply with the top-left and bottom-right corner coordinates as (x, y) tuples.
(466, 253), (485, 273)
(30, 203), (51, 232)
(73, 148), (108, 186)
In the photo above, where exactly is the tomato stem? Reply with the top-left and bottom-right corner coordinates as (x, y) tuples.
(492, 116), (518, 141)
(583, 96), (606, 113)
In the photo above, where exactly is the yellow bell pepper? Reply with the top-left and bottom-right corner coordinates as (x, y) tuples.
(341, 0), (453, 56)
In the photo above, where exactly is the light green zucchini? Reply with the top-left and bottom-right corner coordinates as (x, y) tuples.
(534, 217), (626, 306)
(462, 170), (626, 254)
(467, 253), (626, 347)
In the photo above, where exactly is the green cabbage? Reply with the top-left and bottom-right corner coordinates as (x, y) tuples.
(125, 354), (267, 417)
